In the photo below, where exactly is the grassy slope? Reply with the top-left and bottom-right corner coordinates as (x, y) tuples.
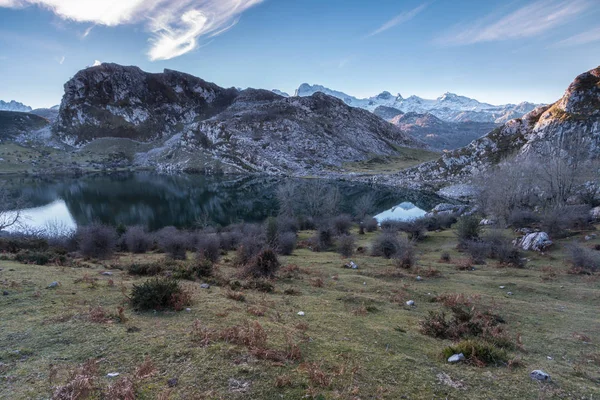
(1, 228), (599, 399)
(338, 147), (440, 175)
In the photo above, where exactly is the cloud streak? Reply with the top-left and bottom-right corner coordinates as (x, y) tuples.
(437, 0), (591, 46)
(0, 0), (264, 60)
(367, 3), (428, 38)
(555, 27), (600, 46)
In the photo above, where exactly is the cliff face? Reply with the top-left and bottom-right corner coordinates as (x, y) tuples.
(373, 66), (600, 188)
(54, 63), (239, 146)
(53, 64), (426, 175)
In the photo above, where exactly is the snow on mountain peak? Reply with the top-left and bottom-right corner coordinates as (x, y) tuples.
(0, 100), (32, 113)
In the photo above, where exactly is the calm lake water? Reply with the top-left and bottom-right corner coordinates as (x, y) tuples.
(2, 172), (446, 232)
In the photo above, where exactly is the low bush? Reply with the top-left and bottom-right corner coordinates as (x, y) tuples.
(77, 223), (117, 259)
(277, 232), (296, 256)
(442, 339), (509, 366)
(392, 237), (416, 269)
(265, 217), (279, 247)
(234, 236), (265, 266)
(276, 216), (299, 234)
(197, 235), (221, 263)
(371, 232), (403, 259)
(194, 257), (214, 278)
(507, 209), (540, 228)
(455, 215), (481, 245)
(363, 218), (379, 233)
(421, 214), (457, 231)
(336, 234), (355, 258)
(243, 249), (280, 278)
(0, 236), (49, 253)
(130, 278), (191, 311)
(394, 219), (427, 241)
(332, 215), (352, 236)
(127, 262), (165, 276)
(465, 240), (491, 264)
(440, 252), (451, 262)
(567, 243), (600, 274)
(15, 250), (66, 265)
(124, 226), (152, 254)
(156, 227), (188, 260)
(484, 230), (526, 268)
(542, 205), (591, 238)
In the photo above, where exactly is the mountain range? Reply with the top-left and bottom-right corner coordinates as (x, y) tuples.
(0, 100), (32, 113)
(291, 83), (540, 124)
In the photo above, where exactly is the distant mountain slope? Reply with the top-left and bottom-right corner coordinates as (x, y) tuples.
(0, 111), (49, 140)
(53, 64), (427, 175)
(390, 112), (498, 150)
(378, 65), (600, 188)
(30, 107), (60, 122)
(0, 100), (32, 113)
(294, 83), (539, 123)
(374, 106), (403, 120)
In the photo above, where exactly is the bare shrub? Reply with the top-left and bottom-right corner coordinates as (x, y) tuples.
(363, 218), (378, 233)
(392, 237), (416, 269)
(455, 215), (481, 246)
(77, 223), (117, 259)
(542, 205), (591, 238)
(156, 227), (188, 260)
(124, 226), (152, 254)
(353, 193), (375, 221)
(421, 214), (457, 231)
(276, 216), (299, 234)
(394, 219), (427, 241)
(567, 243), (600, 274)
(465, 240), (491, 264)
(234, 236), (265, 266)
(332, 215), (353, 235)
(243, 249), (280, 278)
(197, 234), (221, 263)
(336, 234), (355, 258)
(277, 232), (296, 256)
(507, 209), (540, 228)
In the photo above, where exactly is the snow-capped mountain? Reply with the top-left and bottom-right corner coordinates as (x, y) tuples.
(0, 100), (32, 112)
(293, 84), (539, 124)
(271, 89), (289, 97)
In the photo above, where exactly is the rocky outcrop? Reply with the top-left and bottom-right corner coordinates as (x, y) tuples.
(53, 64), (426, 175)
(373, 66), (600, 188)
(516, 232), (553, 252)
(390, 112), (498, 150)
(0, 111), (49, 140)
(54, 63), (239, 146)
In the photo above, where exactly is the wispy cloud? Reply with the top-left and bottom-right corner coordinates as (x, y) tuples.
(92, 60), (102, 67)
(58, 55), (65, 64)
(366, 3), (428, 38)
(0, 0), (264, 60)
(555, 26), (600, 46)
(437, 0), (591, 46)
(81, 25), (94, 39)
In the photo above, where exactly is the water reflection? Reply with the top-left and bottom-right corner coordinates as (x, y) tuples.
(373, 202), (427, 223)
(2, 172), (445, 231)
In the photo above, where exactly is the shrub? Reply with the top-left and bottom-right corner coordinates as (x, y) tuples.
(243, 249), (280, 278)
(542, 205), (591, 238)
(298, 216), (316, 230)
(14, 250), (62, 265)
(371, 232), (403, 259)
(265, 217), (279, 247)
(507, 209), (540, 228)
(440, 252), (451, 262)
(194, 257), (214, 278)
(363, 218), (378, 233)
(567, 243), (600, 274)
(421, 214), (457, 231)
(127, 262), (165, 276)
(277, 232), (296, 256)
(234, 236), (265, 266)
(124, 226), (152, 254)
(276, 216), (299, 234)
(336, 234), (355, 258)
(442, 339), (508, 366)
(332, 215), (352, 236)
(77, 224), (117, 259)
(130, 278), (190, 311)
(353, 193), (375, 220)
(394, 219), (427, 241)
(310, 223), (334, 251)
(219, 231), (242, 251)
(393, 237), (416, 269)
(0, 236), (49, 253)
(465, 240), (491, 264)
(455, 215), (481, 245)
(197, 235), (221, 263)
(156, 227), (188, 260)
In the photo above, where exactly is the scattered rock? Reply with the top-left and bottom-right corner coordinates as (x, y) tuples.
(167, 378), (178, 387)
(228, 378), (251, 393)
(507, 292), (513, 296)
(480, 219), (496, 226)
(107, 372), (120, 378)
(185, 308), (191, 312)
(499, 286), (505, 289)
(530, 370), (551, 381)
(344, 261), (358, 269)
(590, 206), (600, 221)
(516, 232), (553, 252)
(200, 283), (210, 289)
(437, 372), (466, 389)
(297, 311), (305, 316)
(585, 235), (592, 241)
(406, 300), (415, 306)
(547, 356), (553, 360)
(426, 203), (468, 218)
(416, 276), (423, 281)
(100, 271), (113, 276)
(47, 281), (59, 289)
(448, 353), (466, 363)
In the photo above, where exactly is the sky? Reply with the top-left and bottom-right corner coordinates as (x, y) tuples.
(0, 0), (599, 109)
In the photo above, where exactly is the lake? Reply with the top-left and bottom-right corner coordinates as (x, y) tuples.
(1, 172), (447, 232)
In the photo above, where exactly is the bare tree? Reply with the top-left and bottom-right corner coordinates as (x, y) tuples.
(0, 187), (22, 232)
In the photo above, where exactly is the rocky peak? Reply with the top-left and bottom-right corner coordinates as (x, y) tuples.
(554, 66), (600, 116)
(0, 100), (32, 112)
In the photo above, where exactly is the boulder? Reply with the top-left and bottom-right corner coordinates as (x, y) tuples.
(426, 203), (467, 218)
(590, 206), (600, 221)
(448, 353), (466, 363)
(516, 232), (553, 252)
(530, 370), (551, 381)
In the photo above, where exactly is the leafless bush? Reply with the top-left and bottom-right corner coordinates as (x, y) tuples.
(332, 215), (352, 235)
(156, 227), (188, 260)
(465, 240), (491, 264)
(567, 243), (600, 274)
(197, 234), (221, 263)
(277, 232), (296, 256)
(542, 205), (591, 238)
(243, 249), (280, 278)
(124, 226), (152, 254)
(353, 193), (375, 221)
(77, 223), (117, 259)
(363, 218), (378, 232)
(336, 234), (355, 258)
(371, 232), (403, 259)
(507, 209), (540, 228)
(392, 237), (416, 268)
(234, 235), (266, 266)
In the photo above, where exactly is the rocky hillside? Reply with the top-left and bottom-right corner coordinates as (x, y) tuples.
(294, 83), (539, 123)
(390, 112), (498, 150)
(377, 66), (600, 188)
(0, 111), (49, 140)
(53, 64), (426, 175)
(54, 63), (239, 146)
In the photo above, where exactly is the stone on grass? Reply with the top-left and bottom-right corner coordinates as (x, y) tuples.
(416, 276), (423, 281)
(100, 271), (113, 276)
(530, 370), (551, 381)
(167, 378), (178, 387)
(47, 281), (59, 288)
(448, 353), (466, 363)
(200, 283), (210, 289)
(297, 311), (305, 316)
(344, 261), (358, 269)
(516, 232), (553, 252)
(2, 291), (8, 296)
(406, 300), (415, 306)
(107, 372), (120, 378)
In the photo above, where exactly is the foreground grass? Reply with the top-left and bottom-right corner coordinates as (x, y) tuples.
(1, 228), (599, 399)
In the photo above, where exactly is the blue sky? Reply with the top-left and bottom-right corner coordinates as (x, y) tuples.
(0, 0), (599, 109)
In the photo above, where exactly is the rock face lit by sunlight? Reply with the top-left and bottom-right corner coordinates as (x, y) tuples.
(6, 200), (76, 233)
(373, 202), (426, 223)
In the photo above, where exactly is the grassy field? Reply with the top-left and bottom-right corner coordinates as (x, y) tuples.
(1, 227), (599, 399)
(339, 147), (440, 175)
